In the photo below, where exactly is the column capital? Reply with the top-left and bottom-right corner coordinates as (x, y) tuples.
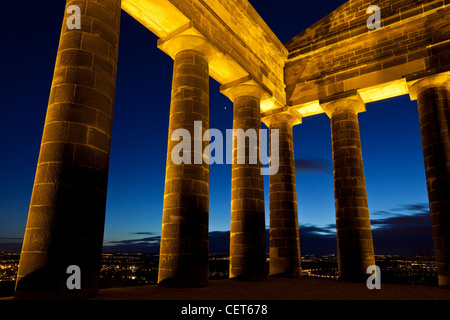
(261, 107), (302, 128)
(319, 92), (366, 118)
(407, 72), (450, 101)
(220, 75), (271, 102)
(157, 25), (218, 62)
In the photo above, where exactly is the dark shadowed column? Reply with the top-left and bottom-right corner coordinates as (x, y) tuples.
(321, 96), (375, 282)
(264, 112), (302, 277)
(15, 0), (121, 299)
(157, 34), (212, 287)
(222, 83), (267, 281)
(409, 73), (450, 287)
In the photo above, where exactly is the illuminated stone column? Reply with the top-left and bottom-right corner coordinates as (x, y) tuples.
(157, 33), (213, 287)
(222, 82), (267, 280)
(15, 0), (121, 299)
(321, 95), (375, 282)
(409, 73), (450, 287)
(263, 112), (302, 277)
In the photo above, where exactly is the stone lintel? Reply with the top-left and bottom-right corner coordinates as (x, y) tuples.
(122, 0), (190, 38)
(158, 23), (251, 88)
(319, 90), (366, 118)
(357, 79), (409, 104)
(125, 0), (288, 114)
(407, 71), (450, 101)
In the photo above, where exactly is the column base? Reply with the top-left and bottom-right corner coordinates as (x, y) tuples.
(338, 272), (370, 284)
(438, 275), (450, 288)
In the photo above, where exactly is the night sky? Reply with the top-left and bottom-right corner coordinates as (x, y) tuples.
(0, 1), (433, 255)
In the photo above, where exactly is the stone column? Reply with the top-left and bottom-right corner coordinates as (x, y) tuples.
(15, 0), (121, 299)
(263, 112), (302, 277)
(157, 34), (212, 287)
(321, 95), (375, 282)
(222, 83), (267, 280)
(409, 73), (450, 287)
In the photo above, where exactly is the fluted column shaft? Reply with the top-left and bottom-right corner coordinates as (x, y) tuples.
(228, 85), (266, 281)
(268, 114), (301, 277)
(323, 97), (375, 282)
(410, 74), (450, 287)
(15, 0), (121, 299)
(158, 49), (210, 287)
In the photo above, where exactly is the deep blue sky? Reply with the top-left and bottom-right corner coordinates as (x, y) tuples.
(0, 1), (432, 254)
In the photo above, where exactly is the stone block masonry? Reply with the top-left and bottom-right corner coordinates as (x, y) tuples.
(158, 48), (210, 287)
(14, 0), (450, 299)
(15, 0), (122, 299)
(227, 84), (267, 281)
(265, 113), (302, 277)
(321, 95), (375, 282)
(285, 0), (450, 109)
(409, 74), (450, 286)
